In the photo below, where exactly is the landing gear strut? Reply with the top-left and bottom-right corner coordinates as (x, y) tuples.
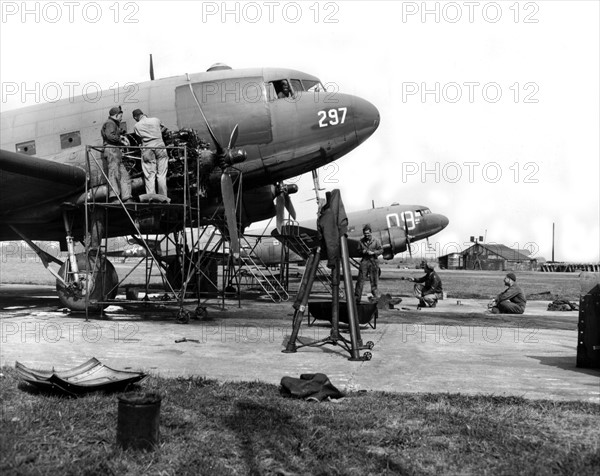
(56, 252), (118, 312)
(56, 209), (118, 312)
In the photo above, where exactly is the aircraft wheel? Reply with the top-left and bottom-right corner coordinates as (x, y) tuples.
(366, 341), (375, 350)
(194, 306), (208, 320)
(177, 309), (190, 324)
(56, 253), (118, 312)
(363, 351), (372, 361)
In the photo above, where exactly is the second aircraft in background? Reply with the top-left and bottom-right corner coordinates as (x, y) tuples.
(244, 202), (449, 265)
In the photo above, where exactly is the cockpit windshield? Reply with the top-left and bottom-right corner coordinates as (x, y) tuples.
(302, 79), (326, 92)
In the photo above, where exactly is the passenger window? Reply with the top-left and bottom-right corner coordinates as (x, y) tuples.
(60, 131), (81, 149)
(16, 140), (36, 155)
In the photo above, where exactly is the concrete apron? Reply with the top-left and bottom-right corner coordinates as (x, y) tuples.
(1, 285), (598, 403)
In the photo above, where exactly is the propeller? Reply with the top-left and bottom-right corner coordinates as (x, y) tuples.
(187, 85), (247, 259)
(403, 212), (413, 258)
(274, 183), (298, 231)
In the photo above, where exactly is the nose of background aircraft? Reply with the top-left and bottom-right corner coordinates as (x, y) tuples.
(433, 213), (450, 232)
(353, 96), (380, 145)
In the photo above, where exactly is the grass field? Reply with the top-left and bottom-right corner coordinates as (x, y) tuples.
(1, 369), (599, 476)
(0, 256), (584, 301)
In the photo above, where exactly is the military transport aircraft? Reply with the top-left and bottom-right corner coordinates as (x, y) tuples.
(245, 203), (449, 265)
(0, 63), (380, 310)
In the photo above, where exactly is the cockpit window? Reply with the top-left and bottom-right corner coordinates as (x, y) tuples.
(268, 79), (293, 101)
(290, 79), (303, 92)
(302, 79), (325, 92)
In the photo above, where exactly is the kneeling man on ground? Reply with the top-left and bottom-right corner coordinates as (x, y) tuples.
(406, 262), (443, 308)
(489, 272), (527, 314)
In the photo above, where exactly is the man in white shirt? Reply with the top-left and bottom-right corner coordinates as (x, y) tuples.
(132, 109), (169, 196)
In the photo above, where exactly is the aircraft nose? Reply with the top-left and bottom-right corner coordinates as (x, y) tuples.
(353, 96), (380, 145)
(435, 214), (450, 231)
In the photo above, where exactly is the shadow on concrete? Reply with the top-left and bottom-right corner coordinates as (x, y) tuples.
(528, 355), (600, 376)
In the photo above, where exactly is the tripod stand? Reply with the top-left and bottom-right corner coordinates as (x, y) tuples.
(282, 237), (374, 361)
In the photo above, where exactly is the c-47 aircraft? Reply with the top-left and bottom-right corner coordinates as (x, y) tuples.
(247, 203), (449, 265)
(0, 64), (379, 310)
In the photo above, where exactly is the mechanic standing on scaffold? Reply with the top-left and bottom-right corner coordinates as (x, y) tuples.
(354, 224), (383, 303)
(132, 109), (169, 197)
(101, 105), (132, 203)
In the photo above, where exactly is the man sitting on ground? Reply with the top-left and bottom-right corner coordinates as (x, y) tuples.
(489, 272), (527, 314)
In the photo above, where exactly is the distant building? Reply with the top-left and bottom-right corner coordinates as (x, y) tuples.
(438, 243), (537, 271)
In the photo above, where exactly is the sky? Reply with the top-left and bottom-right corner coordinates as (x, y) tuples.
(1, 0), (599, 262)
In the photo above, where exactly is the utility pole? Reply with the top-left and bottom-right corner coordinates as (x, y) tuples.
(552, 222), (555, 262)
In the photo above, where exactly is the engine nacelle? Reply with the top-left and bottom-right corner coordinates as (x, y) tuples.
(240, 185), (277, 227)
(378, 227), (408, 260)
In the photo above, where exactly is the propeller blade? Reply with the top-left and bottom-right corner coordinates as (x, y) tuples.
(188, 84), (223, 154)
(228, 124), (239, 149)
(403, 213), (413, 258)
(221, 173), (240, 258)
(275, 194), (285, 232)
(284, 194), (296, 220)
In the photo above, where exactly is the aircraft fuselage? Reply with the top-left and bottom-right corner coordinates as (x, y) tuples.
(0, 66), (380, 241)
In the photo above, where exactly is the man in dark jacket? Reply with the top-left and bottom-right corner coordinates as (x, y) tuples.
(406, 261), (443, 308)
(489, 272), (527, 314)
(354, 224), (383, 303)
(101, 106), (132, 203)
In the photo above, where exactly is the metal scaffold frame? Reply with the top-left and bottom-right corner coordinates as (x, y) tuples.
(64, 143), (242, 322)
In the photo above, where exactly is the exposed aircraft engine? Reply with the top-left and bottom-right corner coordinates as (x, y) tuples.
(164, 128), (213, 199)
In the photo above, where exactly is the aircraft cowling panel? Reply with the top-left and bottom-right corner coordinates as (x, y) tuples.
(240, 185), (277, 227)
(175, 78), (272, 148)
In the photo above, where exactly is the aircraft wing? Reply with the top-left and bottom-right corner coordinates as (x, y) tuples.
(0, 149), (86, 220)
